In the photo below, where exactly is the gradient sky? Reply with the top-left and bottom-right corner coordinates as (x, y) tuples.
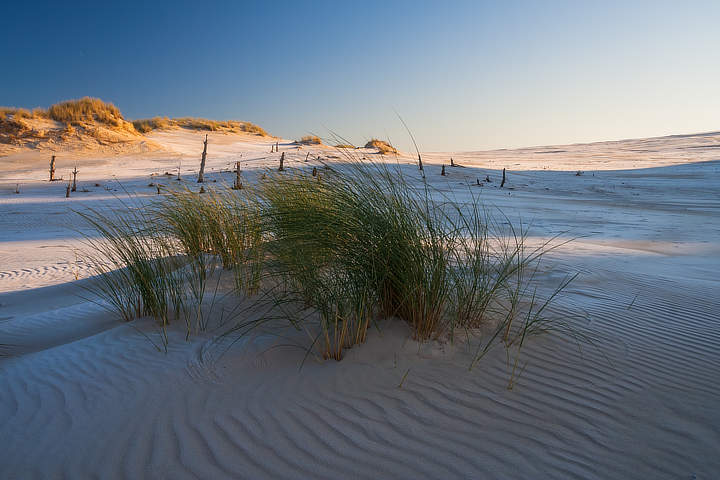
(2, 0), (719, 151)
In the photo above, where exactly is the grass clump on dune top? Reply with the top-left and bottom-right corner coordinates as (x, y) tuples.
(365, 138), (398, 154)
(48, 97), (126, 126)
(132, 117), (269, 136)
(295, 135), (323, 145)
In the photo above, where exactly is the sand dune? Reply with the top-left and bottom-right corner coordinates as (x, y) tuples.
(1, 130), (718, 478)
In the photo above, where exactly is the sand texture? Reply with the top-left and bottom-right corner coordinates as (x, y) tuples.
(1, 130), (719, 479)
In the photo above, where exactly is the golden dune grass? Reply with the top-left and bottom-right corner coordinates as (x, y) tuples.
(365, 138), (398, 154)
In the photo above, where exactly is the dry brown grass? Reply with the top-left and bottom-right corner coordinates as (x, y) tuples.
(132, 116), (172, 133)
(47, 97), (125, 126)
(365, 138), (398, 155)
(334, 143), (355, 149)
(132, 116), (269, 136)
(295, 135), (322, 145)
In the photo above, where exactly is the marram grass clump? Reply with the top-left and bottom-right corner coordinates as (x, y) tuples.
(364, 138), (398, 154)
(80, 162), (576, 369)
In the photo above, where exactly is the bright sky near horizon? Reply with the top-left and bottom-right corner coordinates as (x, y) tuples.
(2, 0), (719, 151)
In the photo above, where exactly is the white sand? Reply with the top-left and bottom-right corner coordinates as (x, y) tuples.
(1, 130), (719, 478)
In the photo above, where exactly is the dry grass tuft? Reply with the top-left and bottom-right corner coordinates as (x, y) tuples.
(295, 135), (323, 145)
(47, 97), (126, 127)
(365, 138), (398, 155)
(334, 143), (355, 149)
(132, 117), (269, 136)
(132, 116), (172, 133)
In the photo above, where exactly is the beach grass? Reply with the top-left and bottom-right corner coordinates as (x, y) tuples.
(79, 161), (574, 366)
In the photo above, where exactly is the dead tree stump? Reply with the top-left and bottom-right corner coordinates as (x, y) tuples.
(500, 168), (506, 188)
(50, 155), (56, 181)
(197, 134), (208, 183)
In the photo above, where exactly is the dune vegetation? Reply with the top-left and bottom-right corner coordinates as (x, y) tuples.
(80, 160), (574, 367)
(365, 138), (398, 154)
(294, 135), (323, 145)
(132, 116), (268, 136)
(1, 98), (269, 151)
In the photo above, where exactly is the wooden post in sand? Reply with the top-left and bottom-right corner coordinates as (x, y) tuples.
(418, 153), (424, 171)
(49, 155), (56, 181)
(71, 165), (78, 192)
(500, 168), (506, 188)
(198, 134), (208, 183)
(275, 141), (279, 152)
(441, 165), (446, 176)
(65, 181), (71, 198)
(279, 152), (285, 171)
(450, 158), (455, 167)
(305, 152), (310, 161)
(233, 162), (242, 189)
(312, 166), (317, 177)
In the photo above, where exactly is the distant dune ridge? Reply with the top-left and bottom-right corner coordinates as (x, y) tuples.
(0, 97), (269, 156)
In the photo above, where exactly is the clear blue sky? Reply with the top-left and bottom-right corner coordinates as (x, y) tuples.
(2, 0), (719, 151)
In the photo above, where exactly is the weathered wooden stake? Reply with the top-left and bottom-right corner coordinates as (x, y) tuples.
(65, 181), (71, 198)
(233, 161), (242, 189)
(279, 152), (285, 171)
(197, 134), (208, 183)
(500, 168), (506, 188)
(275, 141), (279, 152)
(418, 153), (423, 171)
(199, 185), (206, 194)
(71, 165), (78, 192)
(312, 166), (317, 177)
(156, 184), (161, 194)
(49, 155), (56, 181)
(305, 152), (310, 161)
(441, 165), (446, 176)
(450, 158), (455, 167)
(15, 184), (20, 194)
(485, 175), (491, 183)
(476, 178), (480, 186)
